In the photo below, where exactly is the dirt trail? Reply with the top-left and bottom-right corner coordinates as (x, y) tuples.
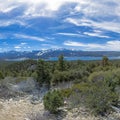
(0, 97), (43, 120)
(0, 97), (119, 120)
(0, 97), (99, 120)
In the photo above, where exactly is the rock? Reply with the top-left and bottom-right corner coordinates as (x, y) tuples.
(9, 98), (13, 102)
(24, 118), (30, 120)
(0, 92), (119, 120)
(30, 96), (41, 105)
(0, 103), (3, 110)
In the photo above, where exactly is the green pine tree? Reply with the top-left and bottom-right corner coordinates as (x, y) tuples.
(57, 55), (66, 71)
(36, 59), (50, 87)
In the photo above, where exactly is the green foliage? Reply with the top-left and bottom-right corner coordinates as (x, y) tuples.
(86, 82), (118, 115)
(0, 71), (4, 79)
(88, 69), (120, 91)
(43, 90), (64, 113)
(52, 71), (71, 85)
(31, 71), (38, 79)
(1, 56), (120, 116)
(65, 82), (119, 115)
(69, 83), (90, 108)
(52, 68), (89, 85)
(36, 59), (51, 87)
(102, 56), (109, 67)
(56, 55), (66, 71)
(60, 88), (72, 98)
(4, 59), (37, 77)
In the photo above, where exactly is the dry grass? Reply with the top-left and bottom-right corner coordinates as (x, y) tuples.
(0, 97), (43, 120)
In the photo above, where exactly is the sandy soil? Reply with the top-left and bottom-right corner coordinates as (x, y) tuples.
(0, 97), (44, 120)
(0, 97), (119, 120)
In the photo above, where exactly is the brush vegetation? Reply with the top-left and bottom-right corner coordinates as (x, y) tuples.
(0, 55), (120, 116)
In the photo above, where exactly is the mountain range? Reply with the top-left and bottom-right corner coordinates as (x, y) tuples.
(0, 49), (120, 61)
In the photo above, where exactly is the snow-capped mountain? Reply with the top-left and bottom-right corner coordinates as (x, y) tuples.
(0, 49), (120, 61)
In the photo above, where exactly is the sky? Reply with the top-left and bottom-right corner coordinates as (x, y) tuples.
(0, 0), (120, 51)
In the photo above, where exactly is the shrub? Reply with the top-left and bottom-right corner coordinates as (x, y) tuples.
(51, 69), (88, 85)
(51, 70), (74, 85)
(89, 69), (120, 91)
(0, 71), (4, 80)
(86, 82), (119, 115)
(27, 112), (46, 120)
(70, 83), (91, 107)
(43, 90), (64, 113)
(66, 82), (119, 115)
(60, 88), (72, 98)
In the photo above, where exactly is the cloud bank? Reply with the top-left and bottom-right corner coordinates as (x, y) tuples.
(0, 0), (120, 51)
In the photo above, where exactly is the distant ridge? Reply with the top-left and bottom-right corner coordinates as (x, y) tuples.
(0, 49), (120, 60)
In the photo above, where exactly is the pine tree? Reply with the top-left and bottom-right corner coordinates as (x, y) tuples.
(43, 90), (64, 113)
(0, 71), (4, 79)
(57, 55), (66, 71)
(102, 56), (109, 67)
(36, 59), (50, 87)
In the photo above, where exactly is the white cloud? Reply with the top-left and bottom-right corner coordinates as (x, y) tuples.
(1, 0), (120, 52)
(65, 18), (120, 33)
(56, 25), (110, 39)
(64, 40), (120, 51)
(41, 44), (61, 49)
(21, 42), (27, 45)
(84, 30), (110, 38)
(0, 0), (81, 18)
(14, 34), (45, 41)
(0, 20), (26, 27)
(0, 5), (18, 13)
(14, 42), (30, 50)
(14, 46), (21, 49)
(56, 32), (82, 37)
(63, 0), (120, 33)
(1, 0), (120, 29)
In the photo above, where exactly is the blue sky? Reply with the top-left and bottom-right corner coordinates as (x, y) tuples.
(0, 0), (120, 51)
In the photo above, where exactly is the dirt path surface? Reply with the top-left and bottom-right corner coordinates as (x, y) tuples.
(0, 97), (119, 120)
(0, 97), (44, 120)
(0, 97), (99, 120)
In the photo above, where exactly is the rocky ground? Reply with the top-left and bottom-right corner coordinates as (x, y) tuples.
(0, 77), (119, 120)
(0, 96), (43, 120)
(0, 96), (119, 120)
